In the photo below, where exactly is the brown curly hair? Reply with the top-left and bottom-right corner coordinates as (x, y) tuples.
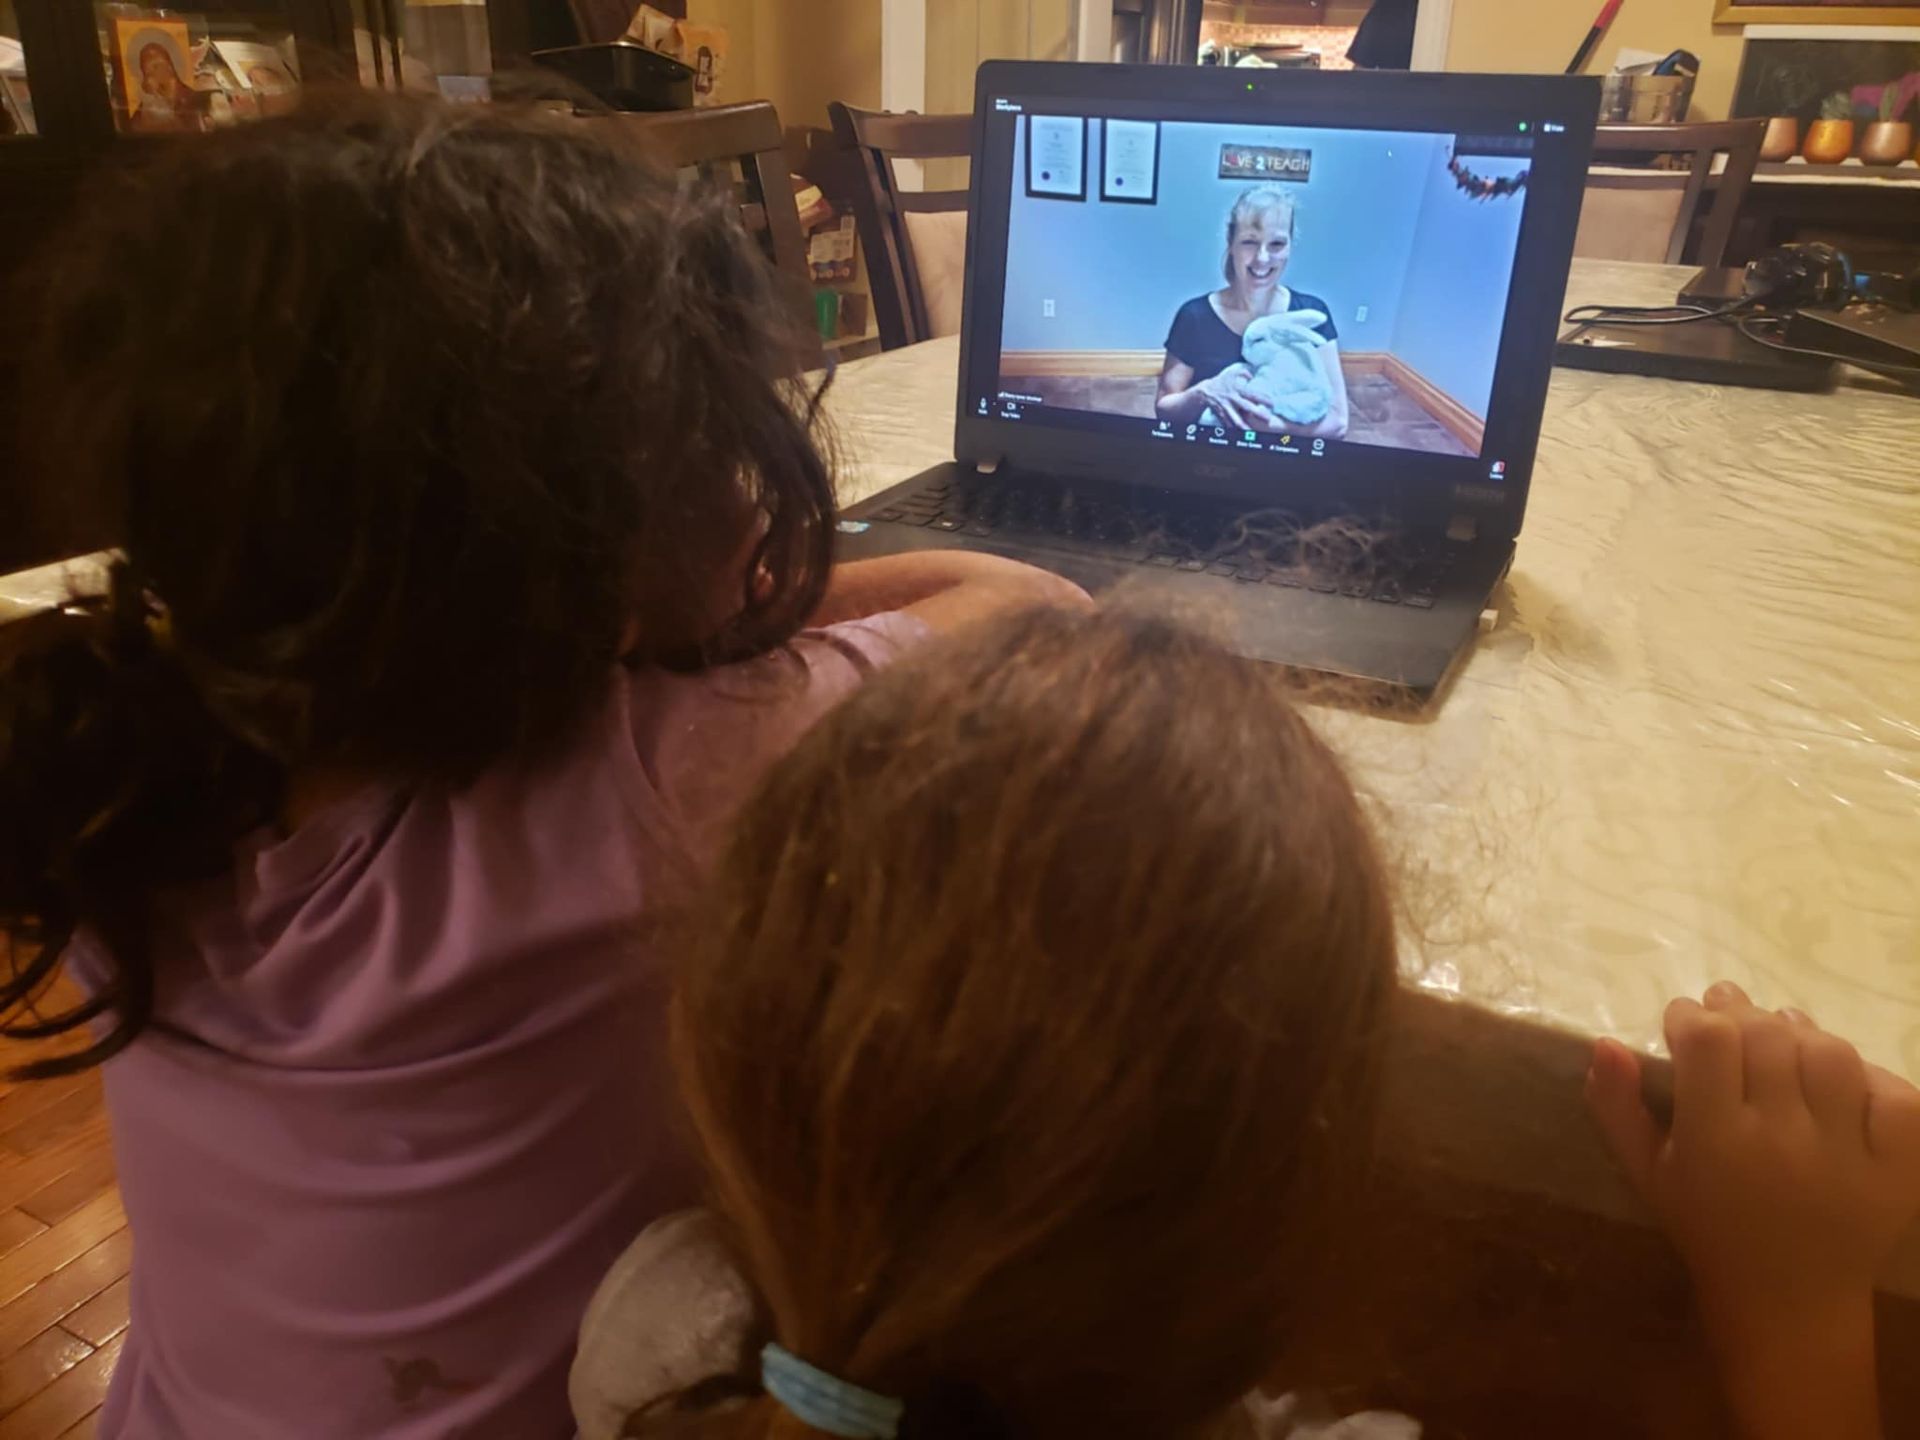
(0, 93), (837, 1074)
(663, 605), (1398, 1440)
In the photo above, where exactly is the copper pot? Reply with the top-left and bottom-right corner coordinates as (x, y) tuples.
(1859, 120), (1914, 165)
(1802, 118), (1855, 164)
(1759, 115), (1799, 162)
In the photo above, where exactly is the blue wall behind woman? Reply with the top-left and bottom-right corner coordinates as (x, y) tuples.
(998, 116), (1529, 414)
(1000, 117), (1434, 355)
(1391, 151), (1531, 417)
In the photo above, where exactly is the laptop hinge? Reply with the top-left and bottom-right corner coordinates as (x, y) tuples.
(1446, 514), (1478, 543)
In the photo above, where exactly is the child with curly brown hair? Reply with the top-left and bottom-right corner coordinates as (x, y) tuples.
(0, 95), (1079, 1438)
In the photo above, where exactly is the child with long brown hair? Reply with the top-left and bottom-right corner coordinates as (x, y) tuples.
(0, 95), (1077, 1438)
(573, 605), (1920, 1440)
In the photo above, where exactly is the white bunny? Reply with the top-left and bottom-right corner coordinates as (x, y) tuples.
(1199, 308), (1334, 430)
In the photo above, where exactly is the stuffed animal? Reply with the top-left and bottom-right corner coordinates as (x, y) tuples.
(1199, 308), (1334, 430)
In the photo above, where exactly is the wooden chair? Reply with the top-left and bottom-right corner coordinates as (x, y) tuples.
(1577, 119), (1765, 269)
(624, 101), (810, 291)
(829, 103), (972, 350)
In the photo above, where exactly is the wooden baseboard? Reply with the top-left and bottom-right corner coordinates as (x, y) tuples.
(997, 345), (1487, 453)
(999, 349), (1165, 377)
(1000, 348), (1398, 381)
(1381, 355), (1486, 452)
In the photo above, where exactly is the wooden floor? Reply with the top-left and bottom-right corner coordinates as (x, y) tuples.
(0, 999), (126, 1440)
(998, 372), (1477, 457)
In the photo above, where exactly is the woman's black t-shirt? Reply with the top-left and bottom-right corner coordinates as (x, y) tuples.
(1164, 291), (1339, 382)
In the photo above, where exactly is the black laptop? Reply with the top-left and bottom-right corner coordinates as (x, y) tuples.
(836, 62), (1598, 703)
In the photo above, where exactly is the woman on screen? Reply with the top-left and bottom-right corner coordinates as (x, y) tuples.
(1155, 187), (1350, 440)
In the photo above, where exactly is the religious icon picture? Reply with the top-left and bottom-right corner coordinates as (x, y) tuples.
(0, 72), (35, 136)
(213, 39), (301, 118)
(110, 14), (201, 134)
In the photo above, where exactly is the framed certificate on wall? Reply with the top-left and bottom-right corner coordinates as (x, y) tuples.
(1102, 118), (1160, 203)
(1026, 114), (1087, 200)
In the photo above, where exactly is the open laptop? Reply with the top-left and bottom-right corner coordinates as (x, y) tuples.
(836, 62), (1598, 703)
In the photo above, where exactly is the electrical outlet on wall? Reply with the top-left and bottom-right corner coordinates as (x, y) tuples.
(1355, 304), (1369, 323)
(1043, 298), (1056, 317)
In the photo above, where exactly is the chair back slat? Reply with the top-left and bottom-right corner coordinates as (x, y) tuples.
(1586, 119), (1765, 269)
(896, 191), (970, 216)
(625, 102), (811, 292)
(831, 102), (974, 349)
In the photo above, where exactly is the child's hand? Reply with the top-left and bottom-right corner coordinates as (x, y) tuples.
(1588, 982), (1920, 1312)
(1587, 982), (1920, 1440)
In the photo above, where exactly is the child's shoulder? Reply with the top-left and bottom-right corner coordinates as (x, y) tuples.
(619, 612), (929, 861)
(630, 613), (927, 716)
(570, 1210), (757, 1440)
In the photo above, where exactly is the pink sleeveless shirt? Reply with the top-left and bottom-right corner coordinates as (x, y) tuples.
(85, 615), (924, 1439)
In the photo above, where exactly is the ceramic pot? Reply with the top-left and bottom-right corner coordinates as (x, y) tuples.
(1759, 115), (1799, 162)
(1802, 118), (1854, 164)
(1859, 120), (1913, 165)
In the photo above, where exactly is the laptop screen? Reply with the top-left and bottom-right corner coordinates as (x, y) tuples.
(956, 70), (1594, 512)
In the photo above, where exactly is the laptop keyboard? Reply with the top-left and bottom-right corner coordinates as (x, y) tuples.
(867, 473), (1459, 608)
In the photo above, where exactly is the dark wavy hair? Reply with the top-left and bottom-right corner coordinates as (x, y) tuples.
(0, 93), (837, 1076)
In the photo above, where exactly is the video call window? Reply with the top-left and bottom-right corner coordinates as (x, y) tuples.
(996, 116), (1533, 460)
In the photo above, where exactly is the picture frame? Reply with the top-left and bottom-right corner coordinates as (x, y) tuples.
(0, 72), (34, 137)
(109, 13), (199, 134)
(213, 39), (301, 118)
(1101, 117), (1161, 204)
(1713, 2), (1920, 25)
(1731, 28), (1920, 120)
(1026, 114), (1088, 201)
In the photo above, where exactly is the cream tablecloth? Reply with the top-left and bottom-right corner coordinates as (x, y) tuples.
(822, 256), (1920, 1086)
(825, 258), (1920, 1282)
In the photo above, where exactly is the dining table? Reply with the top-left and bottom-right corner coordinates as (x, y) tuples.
(3, 255), (1916, 1301)
(818, 255), (1920, 1296)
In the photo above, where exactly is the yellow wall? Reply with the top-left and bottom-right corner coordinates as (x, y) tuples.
(686, 0), (758, 107)
(688, 0), (1075, 128)
(928, 0), (1073, 115)
(1445, 0), (1750, 121)
(756, 0), (881, 127)
(687, 0), (880, 126)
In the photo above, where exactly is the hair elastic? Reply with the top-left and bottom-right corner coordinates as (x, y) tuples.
(760, 1343), (904, 1439)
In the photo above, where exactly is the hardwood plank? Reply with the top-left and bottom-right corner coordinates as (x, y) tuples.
(0, 1194), (126, 1310)
(0, 1117), (114, 1210)
(0, 1325), (93, 1413)
(0, 1333), (122, 1439)
(0, 1087), (105, 1162)
(53, 1412), (98, 1440)
(56, 1278), (127, 1349)
(17, 1153), (116, 1229)
(0, 1079), (88, 1149)
(0, 1209), (49, 1262)
(0, 1232), (133, 1356)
